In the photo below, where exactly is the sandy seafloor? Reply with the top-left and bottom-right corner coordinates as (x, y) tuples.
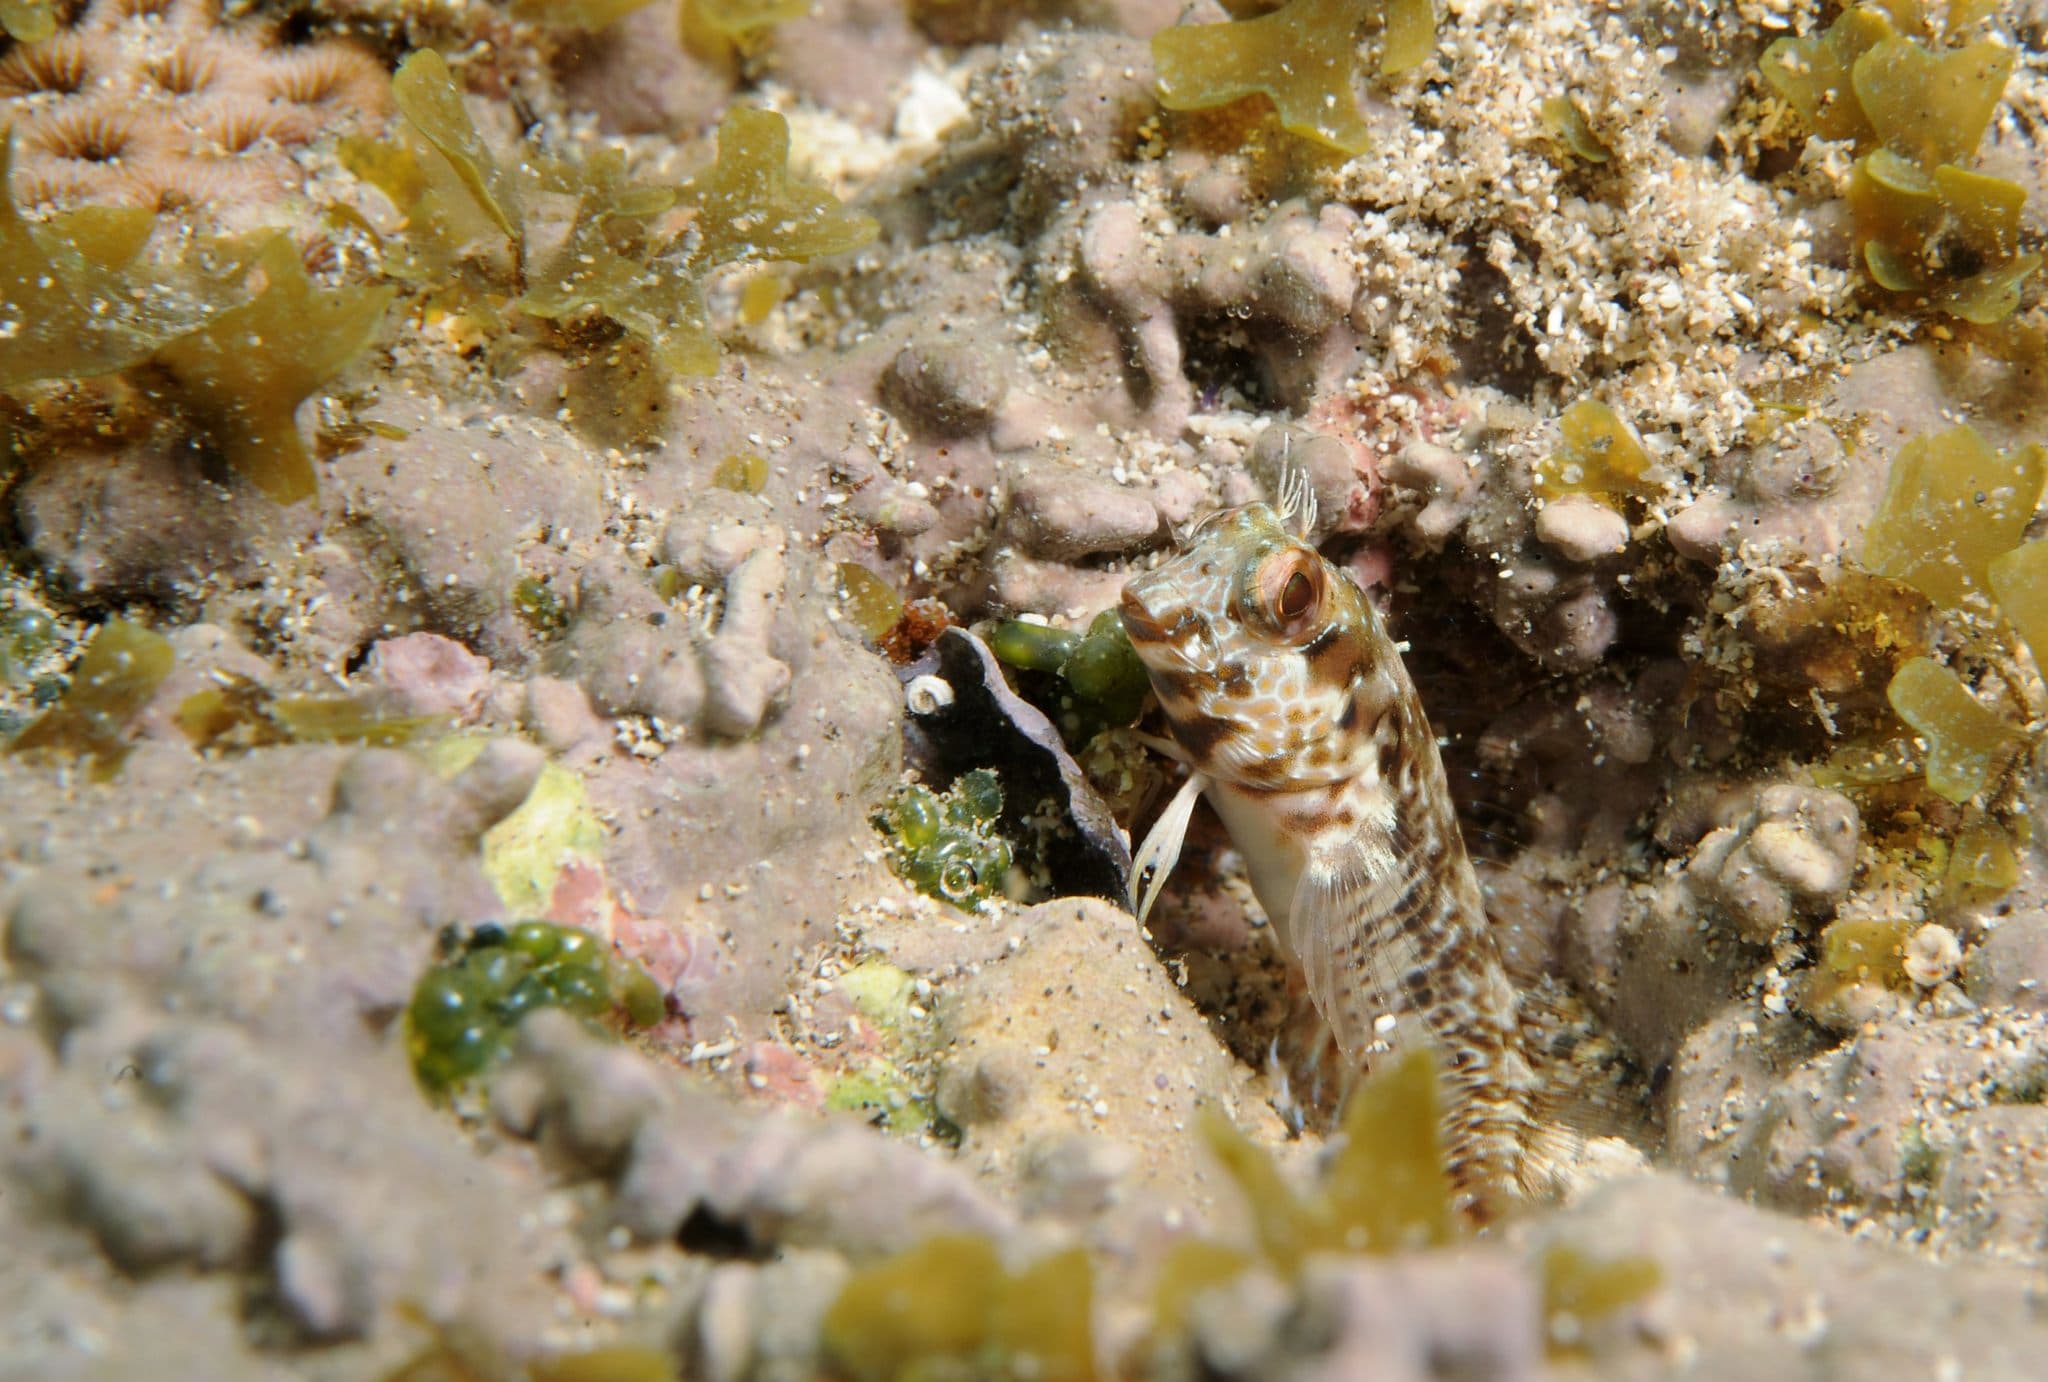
(3, 0), (2048, 1376)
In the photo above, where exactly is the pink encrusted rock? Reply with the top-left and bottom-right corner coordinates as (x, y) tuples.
(363, 633), (491, 721)
(744, 1042), (824, 1110)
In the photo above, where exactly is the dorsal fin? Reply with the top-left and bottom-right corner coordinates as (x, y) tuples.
(1275, 453), (1318, 540)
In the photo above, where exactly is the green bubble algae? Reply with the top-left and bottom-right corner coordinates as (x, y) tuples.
(991, 611), (1150, 742)
(878, 769), (1014, 908)
(406, 920), (664, 1096)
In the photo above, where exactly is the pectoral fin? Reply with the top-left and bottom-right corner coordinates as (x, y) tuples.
(1291, 835), (1434, 1070)
(1129, 770), (1206, 928)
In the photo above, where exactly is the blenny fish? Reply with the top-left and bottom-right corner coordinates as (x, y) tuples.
(1119, 473), (1547, 1218)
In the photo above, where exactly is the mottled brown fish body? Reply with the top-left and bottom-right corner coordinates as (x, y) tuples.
(1121, 502), (1537, 1215)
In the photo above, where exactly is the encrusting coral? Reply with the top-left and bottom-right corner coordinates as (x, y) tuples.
(0, 0), (388, 221)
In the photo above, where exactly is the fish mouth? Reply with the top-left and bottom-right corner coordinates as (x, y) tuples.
(1118, 585), (1169, 647)
(1119, 584), (1207, 674)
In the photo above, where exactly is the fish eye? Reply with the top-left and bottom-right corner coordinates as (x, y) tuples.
(1279, 571), (1314, 621)
(1252, 549), (1324, 640)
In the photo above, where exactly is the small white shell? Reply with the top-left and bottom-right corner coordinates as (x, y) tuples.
(1903, 923), (1963, 989)
(905, 674), (955, 716)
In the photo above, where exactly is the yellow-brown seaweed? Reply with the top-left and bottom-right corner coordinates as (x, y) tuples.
(149, 234), (395, 504)
(1886, 656), (2023, 802)
(1860, 424), (2045, 608)
(821, 1235), (1096, 1381)
(9, 619), (174, 779)
(1152, 0), (1437, 154)
(1988, 540), (2048, 668)
(1535, 399), (1655, 504)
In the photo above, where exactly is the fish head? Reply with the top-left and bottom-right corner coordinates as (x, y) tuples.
(1119, 502), (1384, 790)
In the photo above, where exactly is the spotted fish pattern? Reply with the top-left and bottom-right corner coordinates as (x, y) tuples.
(1120, 490), (1541, 1218)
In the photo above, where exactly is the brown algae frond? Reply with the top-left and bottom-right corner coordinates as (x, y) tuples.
(1758, 4), (2039, 320)
(508, 0), (661, 32)
(1156, 1050), (1659, 1358)
(0, 132), (391, 502)
(8, 618), (174, 779)
(1856, 425), (2046, 806)
(822, 1235), (1097, 1382)
(1988, 541), (2048, 675)
(1182, 1047), (1454, 1284)
(389, 50), (522, 241)
(355, 54), (875, 378)
(1534, 398), (1657, 505)
(1151, 0), (1438, 155)
(1861, 424), (2045, 608)
(149, 234), (397, 504)
(690, 0), (811, 43)
(0, 0), (56, 42)
(1540, 95), (1611, 164)
(175, 672), (446, 753)
(1886, 657), (2026, 803)
(834, 562), (906, 642)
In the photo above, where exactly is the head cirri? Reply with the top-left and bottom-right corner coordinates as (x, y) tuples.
(1118, 501), (1388, 793)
